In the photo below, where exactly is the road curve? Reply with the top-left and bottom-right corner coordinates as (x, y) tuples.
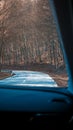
(0, 70), (58, 87)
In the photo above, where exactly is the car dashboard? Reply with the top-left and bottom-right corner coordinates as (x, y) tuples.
(0, 87), (73, 129)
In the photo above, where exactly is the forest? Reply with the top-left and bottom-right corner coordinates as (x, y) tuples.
(0, 0), (68, 86)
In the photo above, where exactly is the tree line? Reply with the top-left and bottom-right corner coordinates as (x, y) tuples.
(0, 0), (65, 70)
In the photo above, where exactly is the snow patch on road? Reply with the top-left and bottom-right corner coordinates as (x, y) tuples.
(0, 70), (58, 87)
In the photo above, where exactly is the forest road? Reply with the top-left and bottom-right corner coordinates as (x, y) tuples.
(0, 70), (58, 87)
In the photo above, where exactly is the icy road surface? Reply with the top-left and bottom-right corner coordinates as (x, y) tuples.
(0, 71), (58, 87)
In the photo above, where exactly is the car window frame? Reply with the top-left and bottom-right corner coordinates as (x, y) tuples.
(49, 0), (73, 94)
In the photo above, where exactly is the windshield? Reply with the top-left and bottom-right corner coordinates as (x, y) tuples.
(0, 0), (68, 87)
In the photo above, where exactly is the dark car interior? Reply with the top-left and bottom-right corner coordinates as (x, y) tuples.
(0, 0), (73, 129)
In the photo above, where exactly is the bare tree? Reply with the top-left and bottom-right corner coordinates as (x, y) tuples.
(0, 0), (22, 68)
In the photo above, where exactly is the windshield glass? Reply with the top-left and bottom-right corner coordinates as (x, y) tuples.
(0, 0), (68, 87)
